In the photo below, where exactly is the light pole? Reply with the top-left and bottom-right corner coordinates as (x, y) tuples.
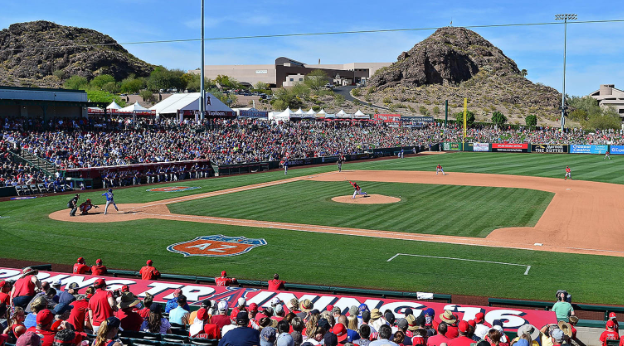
(199, 0), (205, 121)
(555, 13), (577, 131)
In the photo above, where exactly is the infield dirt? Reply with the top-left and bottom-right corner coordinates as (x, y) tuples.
(49, 170), (624, 257)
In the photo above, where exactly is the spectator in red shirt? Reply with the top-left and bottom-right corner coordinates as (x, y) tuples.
(449, 321), (474, 346)
(88, 279), (115, 333)
(138, 293), (153, 319)
(139, 260), (161, 281)
(11, 267), (42, 309)
(609, 313), (620, 335)
(230, 298), (247, 322)
(215, 271), (236, 287)
(67, 294), (89, 332)
(440, 311), (458, 339)
(91, 259), (108, 276)
(268, 274), (285, 291)
(427, 322), (450, 346)
(0, 280), (11, 306)
(27, 310), (56, 346)
(211, 301), (232, 331)
(73, 258), (89, 275)
(189, 307), (221, 339)
(601, 320), (619, 346)
(114, 292), (143, 332)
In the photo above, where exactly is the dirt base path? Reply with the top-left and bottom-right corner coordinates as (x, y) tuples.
(49, 170), (624, 257)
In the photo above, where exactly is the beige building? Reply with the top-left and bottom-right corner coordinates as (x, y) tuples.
(589, 84), (624, 119)
(190, 57), (391, 88)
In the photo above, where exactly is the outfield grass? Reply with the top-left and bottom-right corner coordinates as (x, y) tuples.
(2, 152), (624, 304)
(168, 181), (553, 238)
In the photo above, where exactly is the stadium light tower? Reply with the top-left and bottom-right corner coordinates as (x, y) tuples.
(199, 0), (205, 121)
(555, 14), (577, 131)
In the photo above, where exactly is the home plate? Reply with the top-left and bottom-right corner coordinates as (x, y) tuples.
(534, 243), (543, 246)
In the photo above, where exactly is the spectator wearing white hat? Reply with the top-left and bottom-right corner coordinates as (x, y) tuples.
(212, 301), (231, 331)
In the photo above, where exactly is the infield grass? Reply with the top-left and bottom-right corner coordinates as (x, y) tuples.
(168, 181), (553, 238)
(2, 152), (624, 304)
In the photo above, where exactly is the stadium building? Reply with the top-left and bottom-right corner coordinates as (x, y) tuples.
(190, 57), (392, 87)
(0, 86), (92, 118)
(589, 84), (624, 118)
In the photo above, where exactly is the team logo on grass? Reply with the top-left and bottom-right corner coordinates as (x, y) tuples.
(167, 235), (267, 257)
(147, 186), (201, 192)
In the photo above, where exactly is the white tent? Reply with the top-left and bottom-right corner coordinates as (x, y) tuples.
(336, 109), (353, 119)
(354, 110), (369, 119)
(292, 108), (304, 119)
(120, 101), (149, 113)
(304, 108), (316, 119)
(316, 109), (327, 118)
(106, 101), (122, 110)
(150, 92), (233, 116)
(269, 108), (293, 122)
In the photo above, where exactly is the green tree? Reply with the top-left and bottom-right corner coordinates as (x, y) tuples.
(64, 75), (88, 90)
(140, 90), (156, 104)
(433, 106), (440, 115)
(334, 94), (345, 107)
(214, 75), (239, 90)
(419, 106), (428, 115)
(254, 81), (269, 90)
(120, 76), (145, 94)
(491, 111), (508, 126)
(86, 89), (125, 106)
(304, 69), (330, 91)
(352, 88), (361, 97)
(90, 74), (116, 90)
(521, 69), (528, 77)
(525, 114), (538, 128)
(102, 81), (119, 94)
(146, 67), (186, 92)
(454, 111), (476, 127)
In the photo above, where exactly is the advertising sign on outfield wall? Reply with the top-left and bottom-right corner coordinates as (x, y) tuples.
(610, 146), (624, 155)
(443, 143), (462, 151)
(531, 144), (569, 153)
(473, 143), (490, 152)
(492, 143), (529, 153)
(0, 267), (556, 331)
(570, 145), (608, 154)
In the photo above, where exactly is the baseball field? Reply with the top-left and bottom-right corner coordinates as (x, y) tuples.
(3, 152), (624, 304)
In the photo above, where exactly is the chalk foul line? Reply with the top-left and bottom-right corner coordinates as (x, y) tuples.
(388, 253), (532, 275)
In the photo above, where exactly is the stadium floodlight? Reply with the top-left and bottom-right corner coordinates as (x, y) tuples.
(555, 14), (577, 131)
(199, 0), (205, 121)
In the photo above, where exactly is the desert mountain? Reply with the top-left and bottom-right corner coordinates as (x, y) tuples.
(0, 20), (153, 88)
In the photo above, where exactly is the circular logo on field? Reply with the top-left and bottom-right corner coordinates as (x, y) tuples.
(168, 235), (267, 257)
(147, 186), (201, 192)
(10, 196), (37, 200)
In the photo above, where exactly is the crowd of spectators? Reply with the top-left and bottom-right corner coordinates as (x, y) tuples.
(4, 115), (624, 173)
(2, 263), (608, 346)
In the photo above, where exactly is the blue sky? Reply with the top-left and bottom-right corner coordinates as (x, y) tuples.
(1, 0), (622, 96)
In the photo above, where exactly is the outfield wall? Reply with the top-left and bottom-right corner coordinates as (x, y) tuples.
(441, 143), (616, 155)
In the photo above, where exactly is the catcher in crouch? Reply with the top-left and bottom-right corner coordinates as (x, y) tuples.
(79, 199), (99, 215)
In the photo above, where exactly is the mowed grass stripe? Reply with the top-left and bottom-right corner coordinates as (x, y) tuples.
(169, 181), (553, 238)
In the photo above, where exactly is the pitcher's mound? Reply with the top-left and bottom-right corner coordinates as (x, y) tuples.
(332, 194), (401, 204)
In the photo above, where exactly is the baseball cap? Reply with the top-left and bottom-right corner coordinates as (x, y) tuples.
(238, 297), (246, 306)
(610, 312), (617, 319)
(275, 304), (284, 314)
(96, 259), (102, 264)
(146, 260), (153, 265)
(270, 297), (281, 306)
(173, 288), (182, 296)
(277, 333), (295, 346)
(468, 320), (476, 328)
(458, 320), (470, 333)
(53, 329), (75, 345)
(358, 303), (369, 315)
(201, 299), (212, 308)
(197, 308), (209, 321)
(177, 295), (187, 304)
(106, 316), (121, 329)
(121, 285), (130, 292)
(310, 309), (320, 315)
(332, 306), (342, 314)
(324, 332), (338, 346)
(249, 303), (258, 312)
(16, 332), (41, 346)
(318, 318), (331, 331)
(77, 257), (84, 263)
(332, 324), (348, 343)
(52, 279), (62, 287)
(475, 312), (485, 323)
(68, 282), (79, 290)
(551, 328), (564, 342)
(218, 300), (228, 311)
(36, 309), (54, 325)
(94, 278), (106, 287)
(260, 327), (277, 346)
(607, 320), (616, 328)
(221, 271), (227, 277)
(398, 318), (408, 330)
(236, 311), (250, 325)
(0, 280), (5, 288)
(404, 308), (414, 316)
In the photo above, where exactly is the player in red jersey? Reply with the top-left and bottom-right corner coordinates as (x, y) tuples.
(349, 181), (368, 199)
(436, 164), (445, 175)
(565, 166), (571, 180)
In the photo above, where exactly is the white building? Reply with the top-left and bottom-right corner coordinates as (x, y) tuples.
(589, 85), (624, 119)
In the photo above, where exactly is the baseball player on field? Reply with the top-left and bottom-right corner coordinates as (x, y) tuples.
(605, 150), (611, 160)
(436, 164), (445, 175)
(337, 155), (344, 172)
(349, 181), (368, 199)
(79, 199), (98, 215)
(282, 159), (288, 175)
(565, 166), (572, 180)
(102, 188), (119, 214)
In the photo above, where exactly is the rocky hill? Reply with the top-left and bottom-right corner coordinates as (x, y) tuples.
(0, 21), (153, 88)
(364, 27), (562, 125)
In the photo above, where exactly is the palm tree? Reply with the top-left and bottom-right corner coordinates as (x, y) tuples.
(521, 69), (528, 78)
